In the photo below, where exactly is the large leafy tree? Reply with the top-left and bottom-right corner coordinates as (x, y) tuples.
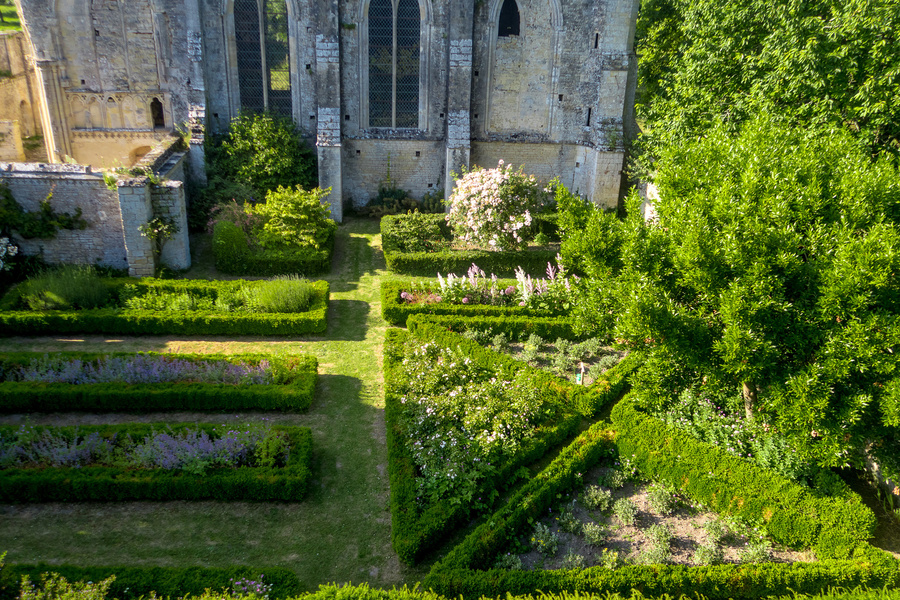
(577, 117), (900, 467)
(635, 0), (900, 158)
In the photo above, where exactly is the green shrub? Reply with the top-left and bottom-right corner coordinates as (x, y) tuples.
(556, 504), (581, 534)
(599, 468), (627, 489)
(18, 266), (110, 310)
(248, 186), (336, 251)
(582, 521), (607, 546)
(693, 540), (724, 565)
(243, 276), (314, 313)
(492, 554), (523, 571)
(381, 211), (449, 253)
(647, 481), (679, 515)
(213, 220), (250, 271)
(582, 485), (613, 511)
(531, 522), (559, 557)
(19, 573), (113, 600)
(559, 550), (585, 570)
(213, 112), (317, 197)
(612, 498), (637, 526)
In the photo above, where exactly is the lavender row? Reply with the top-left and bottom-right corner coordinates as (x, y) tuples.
(8, 354), (275, 386)
(0, 423), (290, 474)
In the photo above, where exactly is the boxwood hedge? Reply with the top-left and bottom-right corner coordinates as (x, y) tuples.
(0, 279), (329, 336)
(213, 220), (334, 276)
(422, 418), (900, 600)
(0, 352), (317, 413)
(0, 423), (313, 502)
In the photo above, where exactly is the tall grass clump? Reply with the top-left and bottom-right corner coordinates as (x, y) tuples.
(243, 276), (314, 313)
(19, 265), (110, 310)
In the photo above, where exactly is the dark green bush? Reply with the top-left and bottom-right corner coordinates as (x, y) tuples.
(0, 423), (312, 502)
(212, 220), (249, 271)
(0, 352), (317, 413)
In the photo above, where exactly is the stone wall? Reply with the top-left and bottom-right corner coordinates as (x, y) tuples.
(341, 139), (445, 208)
(1, 162), (127, 268)
(0, 121), (25, 161)
(0, 32), (42, 141)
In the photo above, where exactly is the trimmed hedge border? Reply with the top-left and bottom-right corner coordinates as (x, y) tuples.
(422, 419), (900, 600)
(0, 423), (313, 502)
(213, 220), (335, 276)
(0, 352), (317, 413)
(610, 397), (878, 560)
(0, 279), (329, 337)
(381, 280), (563, 326)
(0, 565), (303, 600)
(385, 320), (635, 565)
(381, 214), (560, 277)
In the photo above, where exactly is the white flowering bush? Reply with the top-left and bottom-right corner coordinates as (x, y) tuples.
(394, 339), (556, 508)
(446, 161), (549, 250)
(0, 237), (19, 272)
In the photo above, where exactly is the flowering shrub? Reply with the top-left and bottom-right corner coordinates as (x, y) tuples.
(0, 237), (18, 272)
(515, 258), (576, 312)
(393, 339), (556, 508)
(434, 264), (518, 306)
(446, 161), (549, 250)
(0, 423), (290, 475)
(230, 575), (273, 599)
(10, 354), (274, 386)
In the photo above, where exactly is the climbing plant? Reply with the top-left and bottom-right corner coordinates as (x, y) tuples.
(0, 184), (88, 239)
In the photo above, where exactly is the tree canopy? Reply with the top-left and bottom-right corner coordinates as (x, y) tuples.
(566, 117), (900, 467)
(635, 0), (900, 159)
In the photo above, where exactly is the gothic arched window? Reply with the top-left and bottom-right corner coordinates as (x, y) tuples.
(368, 0), (420, 128)
(235, 0), (292, 116)
(498, 0), (520, 37)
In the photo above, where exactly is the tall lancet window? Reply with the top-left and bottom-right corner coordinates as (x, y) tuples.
(498, 0), (520, 37)
(235, 0), (292, 116)
(369, 0), (420, 128)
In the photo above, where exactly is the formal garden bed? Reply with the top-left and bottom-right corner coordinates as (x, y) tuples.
(384, 319), (635, 564)
(0, 351), (317, 412)
(0, 267), (329, 336)
(0, 422), (312, 502)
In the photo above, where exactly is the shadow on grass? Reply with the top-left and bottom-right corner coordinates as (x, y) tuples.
(324, 299), (370, 341)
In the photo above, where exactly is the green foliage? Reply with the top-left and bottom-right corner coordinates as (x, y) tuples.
(381, 212), (559, 276)
(582, 485), (613, 512)
(242, 276), (314, 313)
(380, 211), (449, 253)
(611, 397), (877, 559)
(612, 498), (637, 526)
(559, 550), (585, 570)
(635, 0), (900, 158)
(212, 218), (334, 277)
(0, 423), (312, 502)
(530, 522), (560, 557)
(248, 186), (336, 250)
(18, 266), (110, 310)
(693, 540), (724, 566)
(0, 278), (329, 336)
(0, 352), (317, 413)
(19, 573), (115, 600)
(599, 468), (626, 490)
(0, 566), (302, 600)
(614, 117), (900, 467)
(213, 112), (317, 198)
(646, 482), (679, 515)
(0, 186), (88, 239)
(582, 521), (606, 546)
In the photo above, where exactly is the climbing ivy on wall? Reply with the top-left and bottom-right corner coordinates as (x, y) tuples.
(0, 184), (88, 239)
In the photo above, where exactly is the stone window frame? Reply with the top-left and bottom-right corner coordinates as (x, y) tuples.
(481, 0), (563, 136)
(223, 0), (300, 121)
(356, 0), (433, 132)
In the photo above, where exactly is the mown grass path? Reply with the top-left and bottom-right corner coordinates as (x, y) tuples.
(0, 219), (424, 590)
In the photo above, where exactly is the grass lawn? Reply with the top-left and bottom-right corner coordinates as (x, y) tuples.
(0, 219), (427, 590)
(0, 5), (21, 31)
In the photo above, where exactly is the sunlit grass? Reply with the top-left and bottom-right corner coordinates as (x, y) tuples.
(0, 5), (22, 31)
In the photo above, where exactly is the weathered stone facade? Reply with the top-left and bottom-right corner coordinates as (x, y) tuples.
(15, 0), (639, 221)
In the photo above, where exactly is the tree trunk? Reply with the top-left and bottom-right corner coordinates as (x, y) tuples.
(742, 382), (757, 419)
